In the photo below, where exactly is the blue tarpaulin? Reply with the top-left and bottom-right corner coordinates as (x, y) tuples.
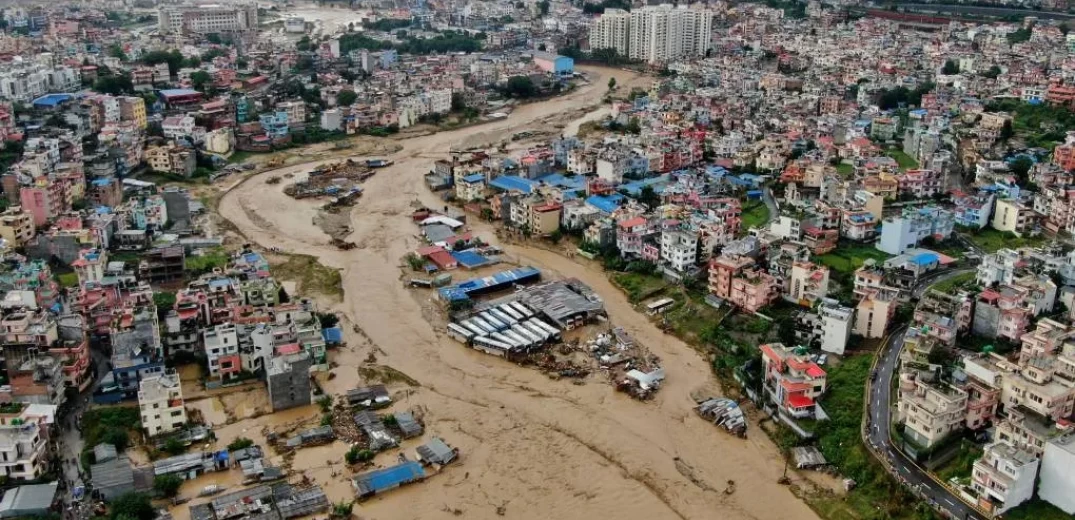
(322, 327), (343, 344)
(354, 461), (426, 497)
(451, 250), (488, 269)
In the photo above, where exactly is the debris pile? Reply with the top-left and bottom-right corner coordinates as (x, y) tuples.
(588, 327), (664, 399)
(284, 159), (374, 200)
(695, 397), (747, 437)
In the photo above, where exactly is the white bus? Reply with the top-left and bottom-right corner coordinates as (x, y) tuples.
(528, 319), (561, 341)
(460, 320), (487, 337)
(446, 323), (474, 343)
(480, 313), (508, 331)
(498, 304), (524, 321)
(472, 336), (512, 356)
(645, 298), (676, 315)
(509, 302), (534, 318)
(519, 321), (550, 342)
(489, 308), (518, 326)
(470, 317), (499, 334)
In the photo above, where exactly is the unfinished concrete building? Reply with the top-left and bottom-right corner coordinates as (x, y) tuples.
(266, 351), (311, 412)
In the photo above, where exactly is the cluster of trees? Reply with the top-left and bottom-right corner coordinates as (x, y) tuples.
(987, 98), (1075, 148)
(1007, 26), (1033, 44)
(941, 59), (960, 75)
(141, 49), (201, 75)
(338, 30), (485, 56)
(876, 82), (935, 110)
(362, 18), (411, 32)
(581, 0), (631, 14)
(501, 76), (537, 98)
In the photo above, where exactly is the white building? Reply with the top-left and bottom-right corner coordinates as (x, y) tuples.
(203, 323), (239, 381)
(162, 115), (196, 142)
(660, 230), (698, 273)
(0, 422), (48, 480)
(768, 216), (803, 241)
(138, 372), (187, 437)
(797, 299), (854, 355)
(628, 4), (713, 64)
(977, 248), (1022, 287)
(971, 442), (1039, 515)
(158, 3), (258, 34)
(320, 108), (342, 132)
(0, 61), (80, 102)
(589, 8), (631, 55)
(877, 206), (954, 255)
(1040, 432), (1075, 514)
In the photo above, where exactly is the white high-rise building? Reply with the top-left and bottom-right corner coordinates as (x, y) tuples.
(630, 4), (713, 64)
(589, 4), (712, 64)
(589, 8), (631, 56)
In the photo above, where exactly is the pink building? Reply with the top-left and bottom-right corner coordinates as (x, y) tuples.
(760, 343), (828, 419)
(729, 268), (780, 313)
(616, 216), (650, 257)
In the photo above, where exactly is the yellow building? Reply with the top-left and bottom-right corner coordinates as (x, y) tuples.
(118, 96), (147, 129)
(0, 206), (35, 246)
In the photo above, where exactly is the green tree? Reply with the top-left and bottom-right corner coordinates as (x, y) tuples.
(941, 59), (959, 75)
(503, 76), (536, 98)
(639, 186), (660, 209)
(154, 474), (183, 497)
(162, 438), (186, 456)
(227, 437), (255, 451)
(1010, 156), (1034, 184)
(108, 44), (127, 62)
(982, 65), (1002, 79)
(607, 77), (617, 91)
(93, 73), (134, 95)
(538, 0), (550, 15)
(190, 71), (212, 93)
(110, 493), (155, 520)
(337, 90), (358, 106)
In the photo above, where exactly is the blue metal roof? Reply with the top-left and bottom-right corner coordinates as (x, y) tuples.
(437, 266), (541, 301)
(32, 93), (73, 107)
(451, 250), (488, 268)
(488, 176), (535, 194)
(912, 252), (939, 266)
(621, 176), (668, 196)
(533, 173), (586, 191)
(355, 462), (425, 495)
(461, 173), (485, 183)
(585, 195), (621, 214)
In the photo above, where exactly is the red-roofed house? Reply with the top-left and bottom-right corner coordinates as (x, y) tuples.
(416, 245), (458, 270)
(759, 342), (828, 419)
(616, 216), (651, 257)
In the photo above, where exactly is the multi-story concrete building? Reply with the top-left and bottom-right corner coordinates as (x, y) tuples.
(138, 372), (187, 437)
(971, 442), (1039, 515)
(659, 230), (698, 274)
(0, 421), (48, 480)
(204, 323), (240, 382)
(992, 198), (1039, 238)
(158, 3), (258, 34)
(267, 351), (312, 412)
(589, 8), (630, 55)
(786, 261), (830, 307)
(627, 4), (713, 64)
(877, 206), (954, 255)
(759, 343), (828, 420)
(795, 299), (854, 355)
(0, 206), (34, 246)
(1040, 432), (1075, 514)
(897, 375), (968, 449)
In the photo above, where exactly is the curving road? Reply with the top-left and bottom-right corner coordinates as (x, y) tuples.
(865, 267), (984, 520)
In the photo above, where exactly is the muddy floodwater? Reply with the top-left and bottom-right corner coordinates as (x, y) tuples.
(213, 65), (823, 520)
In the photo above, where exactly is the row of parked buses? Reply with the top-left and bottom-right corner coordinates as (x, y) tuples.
(445, 302), (562, 357)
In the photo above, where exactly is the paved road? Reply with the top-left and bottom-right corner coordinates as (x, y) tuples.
(865, 267), (985, 520)
(762, 186), (779, 225)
